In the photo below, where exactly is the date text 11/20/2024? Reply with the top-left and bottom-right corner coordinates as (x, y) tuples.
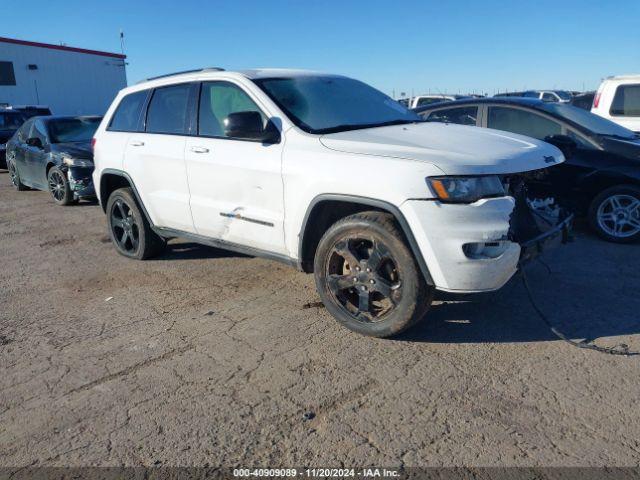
(233, 468), (401, 477)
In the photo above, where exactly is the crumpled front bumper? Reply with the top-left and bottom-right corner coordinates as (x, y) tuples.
(67, 165), (96, 198)
(400, 195), (572, 293)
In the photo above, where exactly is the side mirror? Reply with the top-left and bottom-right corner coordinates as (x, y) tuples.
(224, 111), (280, 144)
(26, 137), (43, 149)
(544, 134), (577, 159)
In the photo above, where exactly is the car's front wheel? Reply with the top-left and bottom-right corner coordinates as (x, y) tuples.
(589, 185), (640, 243)
(106, 187), (166, 259)
(47, 166), (76, 206)
(314, 211), (434, 338)
(8, 157), (27, 191)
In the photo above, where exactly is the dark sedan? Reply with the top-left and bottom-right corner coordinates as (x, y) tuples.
(414, 98), (640, 243)
(0, 109), (26, 168)
(6, 116), (101, 205)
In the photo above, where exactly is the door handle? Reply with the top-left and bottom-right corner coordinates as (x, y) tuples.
(190, 146), (210, 154)
(130, 140), (145, 147)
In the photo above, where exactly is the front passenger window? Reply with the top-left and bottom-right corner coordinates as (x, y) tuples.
(198, 82), (266, 138)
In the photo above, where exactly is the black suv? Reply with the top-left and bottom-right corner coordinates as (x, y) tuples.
(0, 109), (26, 168)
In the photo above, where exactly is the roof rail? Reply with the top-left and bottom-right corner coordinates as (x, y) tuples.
(139, 67), (225, 83)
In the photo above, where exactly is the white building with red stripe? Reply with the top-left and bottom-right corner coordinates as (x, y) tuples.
(0, 36), (127, 116)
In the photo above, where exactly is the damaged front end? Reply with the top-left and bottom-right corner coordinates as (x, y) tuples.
(65, 165), (96, 199)
(504, 170), (574, 264)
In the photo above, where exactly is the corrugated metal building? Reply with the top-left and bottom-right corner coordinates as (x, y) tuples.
(0, 36), (127, 116)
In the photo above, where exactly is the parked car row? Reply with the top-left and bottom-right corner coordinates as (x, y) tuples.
(2, 68), (635, 339)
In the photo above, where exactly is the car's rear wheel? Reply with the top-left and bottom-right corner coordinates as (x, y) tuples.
(106, 187), (166, 259)
(47, 166), (76, 206)
(589, 185), (640, 243)
(314, 211), (434, 338)
(8, 157), (27, 191)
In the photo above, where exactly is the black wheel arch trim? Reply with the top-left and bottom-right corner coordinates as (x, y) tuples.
(99, 169), (154, 225)
(298, 194), (434, 286)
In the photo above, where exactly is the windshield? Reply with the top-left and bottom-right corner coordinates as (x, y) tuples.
(254, 76), (421, 134)
(0, 112), (25, 130)
(48, 117), (101, 143)
(541, 103), (637, 138)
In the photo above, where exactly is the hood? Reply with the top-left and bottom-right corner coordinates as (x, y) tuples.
(51, 141), (93, 160)
(597, 135), (640, 162)
(319, 122), (564, 175)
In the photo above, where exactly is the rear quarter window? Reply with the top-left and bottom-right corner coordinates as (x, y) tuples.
(108, 90), (149, 132)
(610, 84), (640, 117)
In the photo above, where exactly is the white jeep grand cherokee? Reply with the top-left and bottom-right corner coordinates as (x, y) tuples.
(93, 68), (571, 338)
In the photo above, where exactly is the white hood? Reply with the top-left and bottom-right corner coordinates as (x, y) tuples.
(319, 122), (565, 175)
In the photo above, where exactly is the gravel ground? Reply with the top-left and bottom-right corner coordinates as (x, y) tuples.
(1, 170), (639, 468)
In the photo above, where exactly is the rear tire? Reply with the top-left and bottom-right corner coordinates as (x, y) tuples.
(313, 211), (434, 338)
(106, 187), (166, 260)
(8, 157), (27, 191)
(588, 185), (640, 243)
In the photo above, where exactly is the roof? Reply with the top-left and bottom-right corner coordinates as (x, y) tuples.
(606, 74), (640, 80)
(0, 36), (126, 59)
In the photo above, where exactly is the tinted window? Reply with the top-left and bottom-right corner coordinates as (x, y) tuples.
(425, 106), (478, 126)
(610, 84), (640, 117)
(199, 82), (266, 137)
(0, 61), (16, 86)
(0, 112), (25, 129)
(31, 120), (48, 144)
(109, 91), (148, 132)
(255, 76), (420, 134)
(15, 120), (33, 143)
(542, 93), (557, 102)
(48, 117), (101, 143)
(417, 97), (446, 106)
(145, 84), (190, 135)
(487, 107), (562, 139)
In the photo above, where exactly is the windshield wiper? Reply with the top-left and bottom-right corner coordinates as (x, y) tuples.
(316, 119), (422, 135)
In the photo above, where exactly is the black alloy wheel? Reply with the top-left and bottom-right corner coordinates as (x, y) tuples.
(47, 166), (74, 205)
(106, 187), (166, 260)
(314, 211), (433, 338)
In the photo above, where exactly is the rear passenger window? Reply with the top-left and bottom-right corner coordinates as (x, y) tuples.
(146, 84), (191, 135)
(426, 106), (478, 126)
(108, 90), (148, 132)
(610, 84), (640, 117)
(487, 107), (562, 140)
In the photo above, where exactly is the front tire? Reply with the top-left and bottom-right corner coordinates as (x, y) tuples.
(106, 187), (166, 260)
(588, 185), (640, 243)
(313, 211), (434, 338)
(8, 157), (27, 191)
(47, 166), (76, 206)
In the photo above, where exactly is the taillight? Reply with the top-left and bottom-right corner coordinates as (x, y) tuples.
(593, 92), (601, 109)
(91, 137), (96, 151)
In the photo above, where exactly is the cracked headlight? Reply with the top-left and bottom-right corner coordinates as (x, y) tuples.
(62, 157), (93, 167)
(427, 176), (505, 203)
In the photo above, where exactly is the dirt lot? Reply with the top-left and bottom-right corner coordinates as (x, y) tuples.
(1, 170), (639, 468)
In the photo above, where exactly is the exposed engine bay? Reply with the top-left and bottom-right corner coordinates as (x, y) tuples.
(503, 169), (574, 262)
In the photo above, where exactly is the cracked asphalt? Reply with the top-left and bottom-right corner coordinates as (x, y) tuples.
(1, 171), (640, 468)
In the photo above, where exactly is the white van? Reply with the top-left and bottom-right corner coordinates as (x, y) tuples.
(592, 75), (640, 133)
